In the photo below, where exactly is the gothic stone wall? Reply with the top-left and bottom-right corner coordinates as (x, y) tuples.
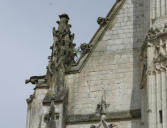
(65, 0), (145, 127)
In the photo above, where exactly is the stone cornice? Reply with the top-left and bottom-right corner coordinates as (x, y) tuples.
(66, 109), (141, 124)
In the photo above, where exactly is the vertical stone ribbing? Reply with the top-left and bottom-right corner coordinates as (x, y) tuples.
(147, 73), (153, 128)
(156, 72), (162, 128)
(146, 46), (154, 128)
(152, 0), (167, 19)
(161, 70), (167, 128)
(156, 0), (161, 17)
(152, 0), (156, 19)
(152, 73), (157, 128)
(166, 70), (167, 126)
(26, 105), (30, 128)
(161, 0), (166, 16)
(141, 89), (147, 128)
(166, 0), (167, 14)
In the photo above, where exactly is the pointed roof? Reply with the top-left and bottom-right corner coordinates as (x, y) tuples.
(68, 0), (126, 74)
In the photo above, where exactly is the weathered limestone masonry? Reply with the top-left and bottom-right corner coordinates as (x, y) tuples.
(141, 26), (167, 128)
(140, 0), (167, 128)
(66, 0), (144, 128)
(25, 0), (167, 128)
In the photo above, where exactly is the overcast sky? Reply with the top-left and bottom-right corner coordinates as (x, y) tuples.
(0, 0), (115, 127)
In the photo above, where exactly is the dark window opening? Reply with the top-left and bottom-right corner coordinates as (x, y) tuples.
(159, 110), (163, 123)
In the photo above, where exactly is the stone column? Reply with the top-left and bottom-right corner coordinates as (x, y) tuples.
(161, 69), (167, 128)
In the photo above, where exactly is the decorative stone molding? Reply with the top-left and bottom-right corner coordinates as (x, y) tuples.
(155, 61), (167, 71)
(66, 109), (141, 124)
(145, 28), (160, 42)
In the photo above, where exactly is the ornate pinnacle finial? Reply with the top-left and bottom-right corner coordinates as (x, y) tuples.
(56, 13), (71, 34)
(59, 13), (69, 20)
(44, 14), (76, 103)
(91, 95), (116, 128)
(48, 13), (76, 75)
(96, 94), (109, 117)
(44, 100), (57, 128)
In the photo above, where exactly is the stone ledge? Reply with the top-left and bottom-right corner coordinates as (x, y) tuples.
(66, 109), (141, 124)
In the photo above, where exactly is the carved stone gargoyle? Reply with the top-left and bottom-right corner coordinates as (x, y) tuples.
(80, 43), (92, 57)
(25, 75), (46, 84)
(97, 17), (109, 26)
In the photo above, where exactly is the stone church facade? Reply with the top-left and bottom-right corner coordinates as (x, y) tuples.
(25, 0), (167, 128)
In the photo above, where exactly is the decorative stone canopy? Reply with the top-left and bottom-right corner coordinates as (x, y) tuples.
(140, 23), (167, 88)
(141, 24), (167, 65)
